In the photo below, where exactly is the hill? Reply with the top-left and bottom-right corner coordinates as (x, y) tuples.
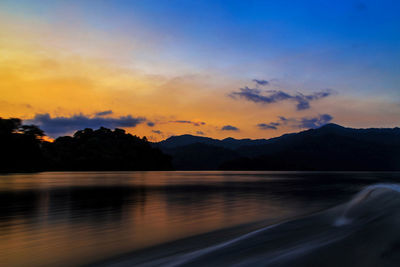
(156, 124), (400, 171)
(156, 134), (270, 150)
(2, 116), (399, 172)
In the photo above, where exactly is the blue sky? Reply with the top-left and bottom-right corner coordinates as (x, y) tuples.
(1, 0), (399, 139)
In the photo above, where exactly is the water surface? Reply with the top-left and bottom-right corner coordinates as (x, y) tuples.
(0, 171), (399, 266)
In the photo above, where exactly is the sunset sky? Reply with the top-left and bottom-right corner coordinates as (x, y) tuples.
(1, 0), (399, 141)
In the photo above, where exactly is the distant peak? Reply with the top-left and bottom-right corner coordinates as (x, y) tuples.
(167, 134), (195, 138)
(319, 123), (345, 129)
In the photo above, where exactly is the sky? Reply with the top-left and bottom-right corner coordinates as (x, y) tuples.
(0, 0), (399, 140)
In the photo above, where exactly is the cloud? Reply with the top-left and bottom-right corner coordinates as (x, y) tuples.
(95, 110), (113, 116)
(147, 121), (155, 127)
(257, 122), (280, 130)
(152, 130), (162, 134)
(196, 131), (204, 135)
(296, 114), (333, 129)
(28, 113), (146, 137)
(170, 120), (206, 126)
(221, 125), (239, 131)
(278, 116), (289, 122)
(230, 86), (335, 110)
(258, 114), (333, 130)
(253, 79), (269, 86)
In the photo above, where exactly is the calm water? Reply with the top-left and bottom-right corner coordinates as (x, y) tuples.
(1, 171), (399, 266)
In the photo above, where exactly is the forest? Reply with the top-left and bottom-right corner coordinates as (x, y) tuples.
(0, 118), (172, 172)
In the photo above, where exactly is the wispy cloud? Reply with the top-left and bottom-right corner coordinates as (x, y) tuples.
(170, 120), (206, 126)
(221, 125), (239, 131)
(257, 122), (280, 130)
(95, 110), (113, 116)
(152, 130), (162, 134)
(196, 131), (205, 135)
(252, 79), (269, 86)
(230, 85), (335, 110)
(28, 113), (146, 137)
(258, 114), (333, 130)
(296, 114), (333, 128)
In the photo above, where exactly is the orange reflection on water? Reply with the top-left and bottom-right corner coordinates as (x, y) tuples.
(0, 171), (322, 266)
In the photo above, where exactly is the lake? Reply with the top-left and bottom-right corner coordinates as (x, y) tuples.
(1, 171), (400, 266)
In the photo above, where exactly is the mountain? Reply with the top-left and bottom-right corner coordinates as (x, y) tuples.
(155, 124), (400, 171)
(156, 134), (270, 150)
(156, 134), (222, 149)
(162, 143), (240, 170)
(155, 134), (272, 170)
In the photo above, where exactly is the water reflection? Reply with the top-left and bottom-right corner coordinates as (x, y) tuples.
(0, 171), (398, 266)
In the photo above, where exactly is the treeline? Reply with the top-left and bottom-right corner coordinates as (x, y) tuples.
(0, 118), (172, 173)
(156, 123), (400, 171)
(3, 117), (399, 172)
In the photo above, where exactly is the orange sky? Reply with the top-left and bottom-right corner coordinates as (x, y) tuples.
(1, 6), (399, 141)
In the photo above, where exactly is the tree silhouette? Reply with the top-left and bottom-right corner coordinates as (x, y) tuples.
(20, 125), (45, 140)
(0, 118), (45, 172)
(0, 118), (172, 172)
(43, 127), (172, 171)
(0, 118), (22, 135)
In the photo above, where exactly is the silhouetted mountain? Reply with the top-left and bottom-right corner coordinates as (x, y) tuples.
(2, 117), (399, 172)
(156, 124), (400, 171)
(155, 135), (272, 170)
(157, 135), (221, 149)
(157, 134), (270, 150)
(224, 124), (400, 171)
(162, 143), (239, 170)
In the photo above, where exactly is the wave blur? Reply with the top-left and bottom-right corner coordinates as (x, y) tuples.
(110, 183), (400, 267)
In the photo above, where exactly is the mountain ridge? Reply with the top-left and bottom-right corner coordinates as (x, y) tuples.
(156, 123), (399, 149)
(155, 124), (400, 171)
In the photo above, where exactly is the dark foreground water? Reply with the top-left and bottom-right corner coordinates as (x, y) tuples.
(1, 171), (400, 266)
